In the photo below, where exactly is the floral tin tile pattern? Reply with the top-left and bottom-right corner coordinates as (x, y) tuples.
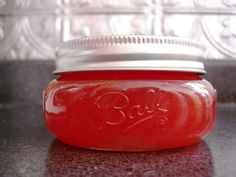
(0, 0), (235, 59)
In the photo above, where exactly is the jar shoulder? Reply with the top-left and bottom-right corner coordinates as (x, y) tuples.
(44, 78), (216, 97)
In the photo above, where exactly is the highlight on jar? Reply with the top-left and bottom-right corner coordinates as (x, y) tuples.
(43, 35), (217, 151)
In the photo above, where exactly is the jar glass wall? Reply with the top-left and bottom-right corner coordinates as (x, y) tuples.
(43, 71), (216, 151)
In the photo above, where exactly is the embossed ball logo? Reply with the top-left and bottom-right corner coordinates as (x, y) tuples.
(95, 89), (169, 131)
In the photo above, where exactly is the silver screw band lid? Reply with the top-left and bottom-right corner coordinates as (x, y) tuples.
(55, 35), (206, 74)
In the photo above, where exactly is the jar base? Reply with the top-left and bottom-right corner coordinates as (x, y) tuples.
(55, 138), (203, 152)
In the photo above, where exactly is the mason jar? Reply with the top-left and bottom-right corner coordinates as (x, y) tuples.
(43, 35), (216, 151)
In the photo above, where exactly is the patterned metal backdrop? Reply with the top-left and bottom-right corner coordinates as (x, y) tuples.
(0, 0), (236, 60)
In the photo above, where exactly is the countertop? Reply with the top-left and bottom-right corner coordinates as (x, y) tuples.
(0, 104), (236, 177)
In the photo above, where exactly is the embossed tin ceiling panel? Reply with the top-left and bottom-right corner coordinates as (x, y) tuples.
(0, 0), (235, 60)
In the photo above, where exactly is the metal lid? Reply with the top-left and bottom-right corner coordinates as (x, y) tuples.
(55, 35), (206, 74)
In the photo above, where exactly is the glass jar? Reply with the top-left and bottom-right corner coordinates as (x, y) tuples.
(43, 36), (216, 151)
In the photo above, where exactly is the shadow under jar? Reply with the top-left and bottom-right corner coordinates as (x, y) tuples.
(43, 35), (216, 151)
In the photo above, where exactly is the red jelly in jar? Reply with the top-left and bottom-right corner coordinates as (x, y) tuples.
(43, 36), (216, 151)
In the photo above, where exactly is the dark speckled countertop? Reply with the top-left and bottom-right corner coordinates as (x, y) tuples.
(0, 104), (236, 177)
